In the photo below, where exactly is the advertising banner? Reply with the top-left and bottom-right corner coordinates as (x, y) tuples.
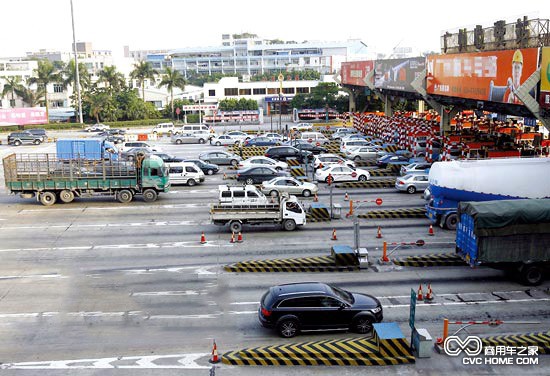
(0, 107), (47, 126)
(426, 48), (539, 105)
(340, 61), (374, 87)
(540, 47), (550, 109)
(374, 57), (425, 92)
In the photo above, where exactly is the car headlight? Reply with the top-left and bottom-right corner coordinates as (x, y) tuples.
(371, 306), (382, 314)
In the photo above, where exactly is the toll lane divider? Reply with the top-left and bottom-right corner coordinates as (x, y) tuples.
(392, 253), (465, 267)
(290, 166), (306, 178)
(222, 336), (414, 366)
(482, 331), (550, 354)
(369, 169), (399, 177)
(357, 208), (426, 219)
(335, 179), (395, 189)
(224, 255), (359, 273)
(307, 204), (331, 222)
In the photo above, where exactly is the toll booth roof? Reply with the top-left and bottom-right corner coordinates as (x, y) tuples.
(310, 203), (328, 209)
(331, 245), (354, 254)
(373, 322), (405, 340)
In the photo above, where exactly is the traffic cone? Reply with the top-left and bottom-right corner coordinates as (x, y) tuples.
(209, 340), (220, 364)
(344, 192), (349, 201)
(428, 224), (434, 236)
(200, 232), (207, 244)
(223, 173), (227, 180)
(426, 283), (434, 301)
(313, 194), (319, 202)
(331, 229), (337, 241)
(417, 284), (423, 301)
(237, 232), (243, 243)
(376, 226), (382, 238)
(230, 232), (235, 243)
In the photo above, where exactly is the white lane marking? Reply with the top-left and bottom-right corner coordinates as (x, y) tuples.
(0, 274), (67, 280)
(0, 353), (209, 369)
(0, 241), (231, 253)
(131, 290), (203, 297)
(0, 220), (202, 230)
(168, 189), (217, 194)
(19, 203), (208, 213)
(118, 265), (217, 275)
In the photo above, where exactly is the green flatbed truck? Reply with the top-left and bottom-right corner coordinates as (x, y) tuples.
(2, 153), (170, 206)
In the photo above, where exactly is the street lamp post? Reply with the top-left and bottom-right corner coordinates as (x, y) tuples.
(70, 0), (83, 124)
(278, 73), (284, 133)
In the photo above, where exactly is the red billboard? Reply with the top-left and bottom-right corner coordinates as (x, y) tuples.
(0, 107), (47, 126)
(340, 61), (374, 87)
(426, 48), (539, 105)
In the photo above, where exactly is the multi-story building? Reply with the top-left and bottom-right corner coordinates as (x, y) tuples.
(0, 58), (37, 108)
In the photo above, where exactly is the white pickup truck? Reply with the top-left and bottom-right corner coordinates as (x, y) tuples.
(210, 193), (306, 233)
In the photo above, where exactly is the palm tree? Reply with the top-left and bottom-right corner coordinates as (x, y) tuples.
(158, 67), (186, 119)
(130, 61), (158, 101)
(14, 86), (45, 107)
(98, 66), (125, 94)
(86, 91), (112, 123)
(61, 60), (91, 92)
(28, 60), (61, 119)
(1, 76), (24, 107)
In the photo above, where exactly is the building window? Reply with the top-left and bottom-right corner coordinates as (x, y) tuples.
(53, 84), (64, 93)
(9, 99), (16, 107)
(253, 88), (266, 95)
(224, 88), (238, 96)
(208, 89), (215, 97)
(296, 87), (310, 94)
(267, 88), (278, 94)
(239, 88), (251, 95)
(283, 87), (294, 94)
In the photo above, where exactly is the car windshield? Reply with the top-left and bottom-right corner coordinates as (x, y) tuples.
(329, 285), (353, 304)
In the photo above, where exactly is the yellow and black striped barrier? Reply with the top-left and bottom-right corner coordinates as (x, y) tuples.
(392, 253), (465, 267)
(354, 160), (379, 167)
(357, 208), (426, 219)
(384, 145), (399, 153)
(335, 179), (395, 189)
(222, 336), (415, 366)
(287, 158), (300, 166)
(290, 167), (306, 177)
(307, 205), (331, 222)
(482, 331), (550, 354)
(369, 169), (399, 177)
(224, 255), (359, 273)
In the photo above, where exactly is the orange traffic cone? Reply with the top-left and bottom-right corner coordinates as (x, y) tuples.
(344, 192), (349, 201)
(426, 283), (434, 301)
(209, 340), (220, 364)
(237, 232), (243, 243)
(428, 224), (434, 236)
(376, 226), (382, 238)
(230, 232), (235, 243)
(313, 194), (319, 202)
(331, 229), (337, 241)
(417, 284), (424, 301)
(200, 232), (207, 244)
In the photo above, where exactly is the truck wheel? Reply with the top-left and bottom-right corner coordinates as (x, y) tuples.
(444, 213), (458, 230)
(175, 139), (182, 145)
(59, 190), (75, 203)
(283, 219), (297, 231)
(407, 186), (417, 194)
(39, 192), (57, 206)
(229, 221), (242, 233)
(117, 189), (133, 203)
(520, 265), (544, 286)
(187, 179), (196, 187)
(142, 189), (158, 202)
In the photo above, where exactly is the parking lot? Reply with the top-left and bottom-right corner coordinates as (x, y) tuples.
(0, 124), (548, 375)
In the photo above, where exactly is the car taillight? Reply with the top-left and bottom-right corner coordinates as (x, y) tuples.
(236, 173), (240, 178)
(261, 307), (272, 317)
(399, 181), (404, 185)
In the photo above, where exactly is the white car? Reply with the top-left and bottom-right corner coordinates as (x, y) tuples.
(340, 134), (367, 142)
(192, 130), (216, 142)
(290, 123), (313, 132)
(210, 134), (238, 146)
(315, 165), (370, 183)
(85, 123), (110, 132)
(260, 132), (286, 142)
(261, 177), (318, 198)
(226, 131), (251, 143)
(340, 139), (372, 153)
(313, 153), (355, 169)
(119, 141), (162, 153)
(345, 146), (386, 161)
(238, 156), (288, 171)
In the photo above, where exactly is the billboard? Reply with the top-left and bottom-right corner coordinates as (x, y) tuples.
(0, 107), (47, 126)
(340, 61), (374, 87)
(540, 47), (550, 109)
(426, 48), (539, 105)
(374, 57), (425, 92)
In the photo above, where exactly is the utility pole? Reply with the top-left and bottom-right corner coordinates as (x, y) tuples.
(70, 0), (83, 124)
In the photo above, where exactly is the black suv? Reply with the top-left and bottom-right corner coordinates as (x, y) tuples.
(265, 146), (313, 163)
(7, 131), (44, 146)
(26, 128), (48, 141)
(288, 139), (327, 155)
(259, 282), (383, 338)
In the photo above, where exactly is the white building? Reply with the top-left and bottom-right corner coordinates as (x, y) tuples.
(0, 58), (37, 108)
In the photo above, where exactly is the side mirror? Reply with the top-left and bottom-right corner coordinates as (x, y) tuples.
(339, 303), (347, 310)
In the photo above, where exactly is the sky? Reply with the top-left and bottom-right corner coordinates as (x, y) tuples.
(1, 0), (549, 59)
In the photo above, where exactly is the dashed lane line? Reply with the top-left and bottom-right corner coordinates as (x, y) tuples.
(18, 203), (209, 213)
(0, 220), (203, 230)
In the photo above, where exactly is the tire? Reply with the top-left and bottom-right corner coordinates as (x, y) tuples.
(444, 213), (458, 230)
(324, 176), (330, 184)
(245, 178), (254, 185)
(142, 189), (158, 202)
(39, 191), (56, 206)
(302, 189), (311, 197)
(354, 156), (361, 161)
(14, 140), (22, 146)
(277, 318), (300, 338)
(175, 139), (182, 145)
(283, 219), (296, 231)
(407, 186), (417, 194)
(358, 175), (367, 182)
(117, 189), (133, 203)
(353, 316), (374, 334)
(520, 265), (544, 286)
(187, 179), (196, 187)
(33, 139), (42, 145)
(199, 138), (206, 144)
(59, 190), (75, 203)
(127, 155), (135, 162)
(270, 190), (279, 198)
(215, 141), (221, 146)
(230, 159), (238, 167)
(229, 221), (242, 234)
(275, 166), (283, 172)
(207, 169), (214, 176)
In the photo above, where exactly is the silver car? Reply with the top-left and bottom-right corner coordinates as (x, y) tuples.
(395, 174), (429, 194)
(261, 177), (318, 198)
(345, 146), (385, 161)
(199, 151), (242, 166)
(400, 162), (432, 176)
(171, 133), (203, 145)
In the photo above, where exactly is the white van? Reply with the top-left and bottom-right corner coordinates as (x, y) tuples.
(119, 141), (163, 153)
(152, 123), (175, 135)
(168, 162), (205, 186)
(179, 124), (210, 134)
(300, 132), (330, 145)
(218, 185), (270, 206)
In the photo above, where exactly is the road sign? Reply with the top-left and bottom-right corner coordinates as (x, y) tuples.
(176, 107), (181, 115)
(409, 288), (417, 329)
(375, 198), (383, 206)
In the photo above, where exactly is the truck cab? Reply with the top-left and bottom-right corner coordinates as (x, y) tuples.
(139, 155), (170, 193)
(281, 195), (307, 230)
